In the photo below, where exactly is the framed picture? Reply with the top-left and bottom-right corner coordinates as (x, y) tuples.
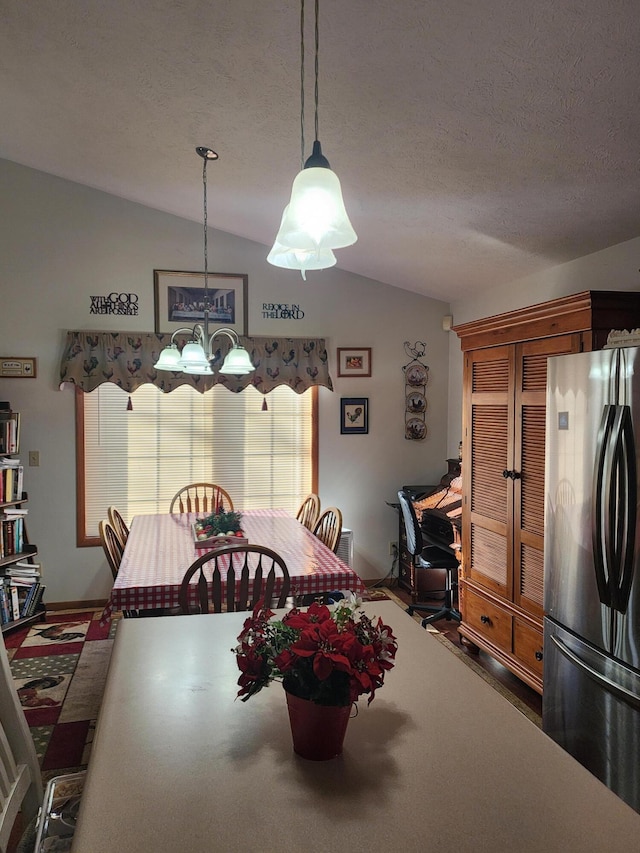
(340, 397), (369, 435)
(337, 347), (371, 377)
(154, 270), (248, 335)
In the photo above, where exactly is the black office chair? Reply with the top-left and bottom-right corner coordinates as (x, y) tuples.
(397, 490), (461, 628)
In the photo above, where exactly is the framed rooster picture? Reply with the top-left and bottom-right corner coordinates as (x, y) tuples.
(340, 397), (368, 434)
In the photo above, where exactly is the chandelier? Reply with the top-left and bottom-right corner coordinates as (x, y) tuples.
(155, 148), (255, 376)
(267, 0), (356, 279)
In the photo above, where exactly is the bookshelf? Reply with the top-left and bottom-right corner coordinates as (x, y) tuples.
(0, 407), (45, 634)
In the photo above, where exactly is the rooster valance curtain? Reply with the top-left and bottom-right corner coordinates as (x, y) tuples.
(59, 331), (333, 394)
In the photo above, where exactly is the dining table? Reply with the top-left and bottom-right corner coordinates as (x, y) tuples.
(72, 600), (640, 852)
(101, 508), (366, 620)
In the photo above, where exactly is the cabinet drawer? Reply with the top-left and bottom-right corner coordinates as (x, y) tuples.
(513, 618), (544, 678)
(465, 589), (512, 652)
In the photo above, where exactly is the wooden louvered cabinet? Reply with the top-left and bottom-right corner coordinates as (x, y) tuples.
(454, 291), (640, 694)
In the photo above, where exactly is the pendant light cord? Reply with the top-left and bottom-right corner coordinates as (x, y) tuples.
(300, 0), (320, 164)
(314, 0), (319, 142)
(300, 0), (305, 169)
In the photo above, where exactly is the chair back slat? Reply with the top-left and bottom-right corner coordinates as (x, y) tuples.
(251, 562), (265, 609)
(234, 560), (249, 612)
(196, 572), (209, 613)
(178, 545), (290, 615)
(225, 564), (235, 612)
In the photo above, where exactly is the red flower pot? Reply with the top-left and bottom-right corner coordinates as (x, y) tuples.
(285, 690), (352, 760)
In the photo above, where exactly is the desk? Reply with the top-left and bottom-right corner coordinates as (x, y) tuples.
(103, 509), (365, 618)
(73, 601), (640, 852)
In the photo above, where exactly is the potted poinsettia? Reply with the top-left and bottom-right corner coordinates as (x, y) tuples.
(234, 599), (398, 760)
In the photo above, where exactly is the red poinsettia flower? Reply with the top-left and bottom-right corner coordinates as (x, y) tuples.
(236, 647), (269, 699)
(289, 619), (353, 681)
(282, 601), (332, 629)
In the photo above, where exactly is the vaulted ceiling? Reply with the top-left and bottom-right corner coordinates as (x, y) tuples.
(2, 1), (640, 302)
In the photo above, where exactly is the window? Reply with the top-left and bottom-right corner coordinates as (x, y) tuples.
(77, 383), (317, 545)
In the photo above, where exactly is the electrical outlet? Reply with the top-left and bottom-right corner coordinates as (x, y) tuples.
(28, 450), (40, 467)
(389, 541), (398, 556)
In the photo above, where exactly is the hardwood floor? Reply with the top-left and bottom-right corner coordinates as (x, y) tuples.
(381, 583), (543, 718)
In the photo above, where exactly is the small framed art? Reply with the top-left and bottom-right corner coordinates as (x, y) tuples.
(154, 269), (248, 335)
(337, 347), (371, 377)
(340, 397), (369, 434)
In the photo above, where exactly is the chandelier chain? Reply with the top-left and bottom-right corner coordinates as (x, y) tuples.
(202, 156), (209, 309)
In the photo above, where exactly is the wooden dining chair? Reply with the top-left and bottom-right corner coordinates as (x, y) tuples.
(169, 483), (234, 514)
(107, 505), (129, 550)
(296, 493), (321, 531)
(178, 545), (291, 614)
(98, 519), (124, 580)
(312, 507), (343, 554)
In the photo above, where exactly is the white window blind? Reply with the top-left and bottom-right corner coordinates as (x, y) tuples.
(82, 383), (313, 539)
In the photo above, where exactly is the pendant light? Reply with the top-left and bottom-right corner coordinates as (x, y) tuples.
(267, 0), (356, 275)
(155, 148), (255, 377)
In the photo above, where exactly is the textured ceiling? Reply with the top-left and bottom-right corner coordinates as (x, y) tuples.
(2, 0), (640, 302)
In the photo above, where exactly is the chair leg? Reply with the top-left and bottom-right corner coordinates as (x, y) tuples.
(407, 585), (462, 629)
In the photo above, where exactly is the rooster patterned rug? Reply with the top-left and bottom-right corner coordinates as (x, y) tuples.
(4, 609), (119, 781)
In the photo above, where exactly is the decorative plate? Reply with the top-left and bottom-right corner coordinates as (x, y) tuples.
(405, 418), (427, 440)
(405, 362), (428, 387)
(405, 391), (427, 414)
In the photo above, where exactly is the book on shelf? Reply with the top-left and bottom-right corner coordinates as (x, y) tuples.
(0, 586), (9, 624)
(8, 582), (20, 620)
(12, 560), (41, 572)
(0, 412), (20, 455)
(7, 566), (41, 579)
(26, 583), (45, 616)
(0, 459), (22, 503)
(19, 580), (39, 617)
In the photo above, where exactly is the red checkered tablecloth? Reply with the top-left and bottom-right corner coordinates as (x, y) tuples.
(101, 509), (364, 621)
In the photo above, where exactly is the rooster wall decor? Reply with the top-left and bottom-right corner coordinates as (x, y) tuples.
(402, 341), (429, 440)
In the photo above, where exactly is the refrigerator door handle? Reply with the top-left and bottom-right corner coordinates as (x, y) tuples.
(592, 405), (616, 606)
(591, 403), (637, 613)
(611, 404), (636, 614)
(550, 632), (640, 711)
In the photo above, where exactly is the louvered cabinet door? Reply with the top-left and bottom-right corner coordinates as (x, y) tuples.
(463, 346), (514, 599)
(512, 335), (582, 618)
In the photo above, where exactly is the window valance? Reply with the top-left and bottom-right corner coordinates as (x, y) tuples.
(59, 331), (333, 394)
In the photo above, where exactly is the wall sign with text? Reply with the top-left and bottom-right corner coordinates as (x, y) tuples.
(261, 303), (305, 319)
(90, 293), (139, 315)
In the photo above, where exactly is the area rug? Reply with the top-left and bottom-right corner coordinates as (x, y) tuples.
(4, 609), (119, 781)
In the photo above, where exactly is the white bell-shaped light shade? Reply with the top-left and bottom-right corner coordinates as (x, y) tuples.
(179, 341), (213, 375)
(267, 207), (337, 279)
(276, 162), (357, 251)
(218, 345), (255, 375)
(154, 343), (182, 371)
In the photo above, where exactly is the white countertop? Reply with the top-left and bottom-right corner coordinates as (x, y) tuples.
(71, 601), (640, 852)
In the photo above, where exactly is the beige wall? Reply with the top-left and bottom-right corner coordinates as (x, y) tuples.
(447, 241), (640, 460)
(0, 159), (453, 604)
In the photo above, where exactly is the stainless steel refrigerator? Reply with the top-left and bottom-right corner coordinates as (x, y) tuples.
(543, 346), (640, 813)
